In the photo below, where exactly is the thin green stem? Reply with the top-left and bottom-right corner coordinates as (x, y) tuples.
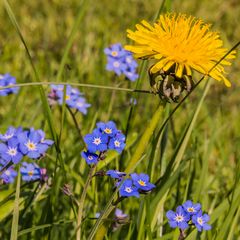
(67, 106), (85, 147)
(0, 81), (152, 94)
(10, 166), (21, 240)
(76, 165), (96, 240)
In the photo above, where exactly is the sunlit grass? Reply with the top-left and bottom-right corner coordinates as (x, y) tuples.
(0, 0), (240, 239)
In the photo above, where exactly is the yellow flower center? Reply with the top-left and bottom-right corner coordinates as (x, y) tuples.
(65, 95), (70, 100)
(25, 141), (37, 151)
(104, 128), (112, 134)
(187, 207), (194, 212)
(138, 180), (146, 186)
(28, 171), (34, 176)
(111, 51), (118, 57)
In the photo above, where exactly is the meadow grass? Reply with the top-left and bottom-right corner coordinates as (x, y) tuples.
(0, 0), (240, 239)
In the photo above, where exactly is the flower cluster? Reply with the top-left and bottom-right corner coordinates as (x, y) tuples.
(48, 85), (91, 115)
(0, 126), (53, 183)
(104, 43), (139, 82)
(107, 170), (155, 198)
(166, 200), (211, 232)
(0, 73), (19, 96)
(82, 121), (125, 165)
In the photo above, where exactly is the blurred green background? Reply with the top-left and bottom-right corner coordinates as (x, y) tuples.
(0, 0), (240, 239)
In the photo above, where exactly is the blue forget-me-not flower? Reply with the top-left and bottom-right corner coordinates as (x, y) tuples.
(105, 43), (139, 81)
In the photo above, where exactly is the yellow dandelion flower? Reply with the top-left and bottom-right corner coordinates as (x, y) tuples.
(125, 13), (236, 87)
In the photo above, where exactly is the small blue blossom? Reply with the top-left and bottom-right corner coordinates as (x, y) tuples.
(106, 57), (128, 76)
(192, 210), (211, 232)
(0, 167), (17, 183)
(182, 200), (201, 215)
(115, 208), (128, 219)
(49, 85), (90, 114)
(108, 132), (126, 153)
(84, 129), (108, 153)
(131, 173), (155, 192)
(104, 43), (138, 81)
(20, 162), (43, 182)
(17, 129), (52, 159)
(166, 206), (190, 230)
(82, 121), (126, 165)
(119, 179), (139, 198)
(0, 137), (23, 164)
(74, 97), (91, 115)
(0, 126), (22, 142)
(104, 43), (127, 58)
(125, 55), (138, 68)
(130, 98), (137, 105)
(81, 151), (99, 165)
(50, 84), (65, 91)
(123, 70), (139, 81)
(56, 85), (79, 107)
(0, 73), (19, 96)
(106, 170), (126, 179)
(97, 121), (117, 137)
(36, 129), (54, 146)
(95, 212), (101, 219)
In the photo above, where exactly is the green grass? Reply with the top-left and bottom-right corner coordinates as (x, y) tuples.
(0, 0), (240, 239)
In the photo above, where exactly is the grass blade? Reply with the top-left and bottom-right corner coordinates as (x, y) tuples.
(10, 168), (21, 240)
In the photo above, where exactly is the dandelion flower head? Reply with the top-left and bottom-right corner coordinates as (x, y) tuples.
(125, 13), (236, 87)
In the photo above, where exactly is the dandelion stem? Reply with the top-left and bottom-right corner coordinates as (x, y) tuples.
(76, 164), (96, 240)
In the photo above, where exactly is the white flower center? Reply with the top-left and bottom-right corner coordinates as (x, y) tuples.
(3, 133), (14, 139)
(113, 61), (120, 68)
(125, 187), (132, 193)
(7, 147), (17, 156)
(114, 140), (120, 147)
(126, 57), (132, 63)
(175, 214), (184, 222)
(5, 170), (11, 176)
(93, 137), (101, 145)
(88, 156), (93, 160)
(25, 140), (37, 151)
(77, 102), (83, 107)
(71, 89), (78, 94)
